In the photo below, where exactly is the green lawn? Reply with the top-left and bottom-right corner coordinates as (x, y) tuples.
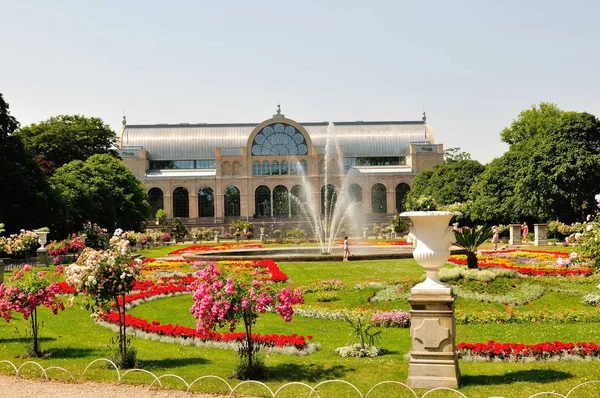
(1, 254), (600, 397)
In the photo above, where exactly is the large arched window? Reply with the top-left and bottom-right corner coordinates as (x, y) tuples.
(271, 160), (280, 176)
(371, 183), (387, 214)
(273, 185), (289, 217)
(290, 185), (306, 216)
(253, 161), (261, 176)
(321, 184), (337, 216)
(255, 186), (271, 217)
(173, 187), (189, 218)
(251, 123), (308, 156)
(198, 187), (214, 217)
(395, 183), (411, 213)
(224, 186), (240, 217)
(148, 188), (164, 216)
(262, 161), (270, 176)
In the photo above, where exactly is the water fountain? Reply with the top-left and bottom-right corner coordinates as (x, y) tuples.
(289, 122), (360, 254)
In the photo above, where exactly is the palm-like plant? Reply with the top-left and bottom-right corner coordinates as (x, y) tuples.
(344, 314), (382, 348)
(453, 225), (493, 269)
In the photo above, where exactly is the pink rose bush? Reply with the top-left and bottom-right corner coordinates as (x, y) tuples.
(0, 264), (65, 356)
(189, 261), (303, 379)
(66, 229), (141, 368)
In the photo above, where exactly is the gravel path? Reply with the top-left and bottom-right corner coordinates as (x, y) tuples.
(0, 375), (228, 398)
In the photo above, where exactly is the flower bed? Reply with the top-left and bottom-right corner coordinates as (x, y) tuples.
(168, 243), (264, 255)
(448, 250), (593, 276)
(100, 312), (314, 353)
(457, 340), (600, 361)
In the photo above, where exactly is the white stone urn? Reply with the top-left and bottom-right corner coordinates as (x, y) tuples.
(401, 211), (460, 294)
(37, 231), (49, 248)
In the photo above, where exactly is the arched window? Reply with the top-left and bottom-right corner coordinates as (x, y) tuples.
(273, 185), (289, 217)
(173, 187), (189, 218)
(290, 160), (297, 175)
(271, 160), (280, 176)
(224, 186), (240, 217)
(281, 160), (288, 175)
(318, 159), (326, 175)
(148, 188), (164, 216)
(321, 184), (337, 216)
(262, 161), (270, 176)
(290, 185), (306, 217)
(371, 183), (387, 214)
(222, 161), (232, 177)
(253, 161), (261, 176)
(300, 160), (308, 175)
(255, 186), (271, 217)
(232, 161), (241, 176)
(198, 187), (214, 217)
(395, 183), (411, 213)
(251, 123), (308, 156)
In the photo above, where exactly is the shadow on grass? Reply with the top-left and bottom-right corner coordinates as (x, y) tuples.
(463, 369), (572, 386)
(46, 347), (99, 359)
(267, 363), (353, 382)
(0, 336), (55, 344)
(141, 356), (210, 369)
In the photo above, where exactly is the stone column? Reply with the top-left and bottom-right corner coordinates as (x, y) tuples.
(534, 224), (548, 246)
(509, 224), (522, 245)
(407, 293), (460, 388)
(0, 261), (4, 284)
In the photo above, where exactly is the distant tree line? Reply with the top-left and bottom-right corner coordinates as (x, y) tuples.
(406, 102), (600, 225)
(0, 92), (150, 238)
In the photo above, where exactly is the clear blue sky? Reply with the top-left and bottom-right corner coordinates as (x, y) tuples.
(2, 1), (599, 164)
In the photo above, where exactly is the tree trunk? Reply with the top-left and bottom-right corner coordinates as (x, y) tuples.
(31, 307), (40, 356)
(466, 251), (479, 269)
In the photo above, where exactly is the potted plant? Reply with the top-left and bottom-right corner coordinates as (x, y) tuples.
(171, 217), (188, 243)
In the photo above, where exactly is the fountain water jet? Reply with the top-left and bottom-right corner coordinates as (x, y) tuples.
(289, 122), (362, 254)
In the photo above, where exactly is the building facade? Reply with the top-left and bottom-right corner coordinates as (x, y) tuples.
(118, 108), (444, 224)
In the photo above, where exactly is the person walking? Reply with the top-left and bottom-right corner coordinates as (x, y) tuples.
(492, 226), (500, 250)
(343, 236), (351, 261)
(522, 222), (529, 245)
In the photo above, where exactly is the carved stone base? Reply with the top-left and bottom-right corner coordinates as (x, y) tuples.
(36, 248), (49, 266)
(407, 291), (460, 388)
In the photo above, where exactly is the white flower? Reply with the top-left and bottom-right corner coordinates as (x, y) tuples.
(575, 233), (583, 240)
(570, 252), (578, 259)
(587, 224), (594, 232)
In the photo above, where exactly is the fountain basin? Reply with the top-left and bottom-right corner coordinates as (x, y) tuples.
(181, 245), (466, 262)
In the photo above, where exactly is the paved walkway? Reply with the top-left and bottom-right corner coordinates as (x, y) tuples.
(0, 375), (226, 398)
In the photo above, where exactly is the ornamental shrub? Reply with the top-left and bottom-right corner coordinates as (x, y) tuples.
(66, 229), (141, 368)
(0, 264), (65, 356)
(189, 262), (303, 379)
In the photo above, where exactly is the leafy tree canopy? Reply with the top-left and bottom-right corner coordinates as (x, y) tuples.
(406, 160), (485, 209)
(0, 93), (56, 234)
(50, 154), (151, 233)
(500, 102), (563, 146)
(16, 115), (117, 175)
(470, 105), (600, 224)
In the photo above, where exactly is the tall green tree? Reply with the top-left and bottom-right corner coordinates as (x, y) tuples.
(50, 154), (151, 232)
(16, 115), (117, 176)
(470, 104), (600, 224)
(0, 93), (56, 234)
(444, 147), (472, 163)
(406, 160), (485, 209)
(500, 102), (563, 145)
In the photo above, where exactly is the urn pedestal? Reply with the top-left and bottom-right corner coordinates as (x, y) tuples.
(36, 231), (49, 266)
(400, 211), (461, 389)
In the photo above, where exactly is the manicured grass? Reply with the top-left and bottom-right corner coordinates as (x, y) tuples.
(2, 253), (600, 397)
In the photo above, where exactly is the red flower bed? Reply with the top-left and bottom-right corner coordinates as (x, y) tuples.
(457, 340), (600, 360)
(101, 311), (310, 349)
(56, 281), (76, 294)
